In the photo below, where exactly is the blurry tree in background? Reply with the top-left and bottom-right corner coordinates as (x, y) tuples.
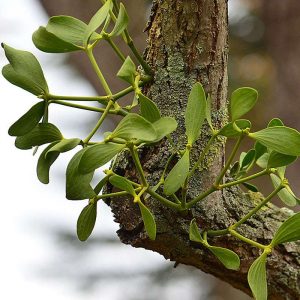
(33, 0), (299, 299)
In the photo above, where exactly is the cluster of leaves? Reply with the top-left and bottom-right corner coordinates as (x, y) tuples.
(2, 1), (300, 299)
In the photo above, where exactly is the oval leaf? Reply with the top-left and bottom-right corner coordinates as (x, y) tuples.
(209, 246), (240, 271)
(47, 16), (89, 47)
(256, 153), (269, 169)
(109, 174), (135, 196)
(268, 118), (284, 127)
(94, 176), (109, 195)
(248, 253), (268, 300)
(164, 151), (190, 195)
(185, 82), (207, 145)
(112, 113), (157, 142)
(116, 56), (136, 84)
(242, 182), (259, 192)
(189, 219), (203, 243)
(33, 26), (82, 53)
(46, 138), (81, 157)
(84, 0), (112, 44)
(270, 174), (297, 207)
(37, 141), (60, 184)
(241, 149), (256, 170)
(231, 87), (258, 121)
(66, 149), (96, 200)
(249, 126), (300, 156)
(267, 151), (297, 168)
(8, 101), (45, 136)
(271, 212), (300, 246)
(152, 117), (178, 142)
(15, 123), (63, 150)
(139, 93), (161, 123)
(218, 119), (251, 138)
(138, 201), (156, 240)
(77, 203), (97, 241)
(109, 3), (129, 37)
(2, 44), (48, 95)
(79, 143), (125, 174)
(255, 141), (267, 160)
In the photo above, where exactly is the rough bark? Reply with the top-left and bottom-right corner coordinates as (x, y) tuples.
(38, 0), (300, 298)
(108, 1), (300, 299)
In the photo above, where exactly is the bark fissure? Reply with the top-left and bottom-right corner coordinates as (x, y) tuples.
(109, 1), (300, 299)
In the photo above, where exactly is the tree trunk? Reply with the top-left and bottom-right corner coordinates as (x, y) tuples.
(38, 0), (300, 298)
(108, 1), (300, 299)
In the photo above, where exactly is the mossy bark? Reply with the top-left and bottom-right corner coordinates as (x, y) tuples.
(108, 1), (300, 299)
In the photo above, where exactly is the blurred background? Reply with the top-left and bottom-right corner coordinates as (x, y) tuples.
(0, 0), (299, 299)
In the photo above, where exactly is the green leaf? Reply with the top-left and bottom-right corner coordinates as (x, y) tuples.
(206, 94), (213, 130)
(189, 219), (204, 243)
(242, 182), (259, 192)
(32, 26), (82, 53)
(271, 212), (300, 246)
(209, 246), (240, 270)
(268, 118), (284, 127)
(256, 153), (269, 169)
(164, 151), (190, 195)
(229, 161), (240, 178)
(230, 87), (258, 121)
(138, 201), (156, 240)
(241, 149), (256, 170)
(255, 142), (267, 160)
(185, 82), (207, 145)
(8, 101), (45, 136)
(94, 176), (109, 195)
(66, 149), (96, 200)
(15, 123), (63, 150)
(109, 3), (129, 37)
(152, 117), (178, 142)
(2, 44), (48, 95)
(277, 167), (286, 180)
(79, 143), (125, 174)
(109, 175), (135, 195)
(77, 203), (97, 241)
(248, 253), (268, 300)
(218, 119), (251, 138)
(117, 56), (136, 84)
(36, 141), (60, 184)
(270, 174), (297, 207)
(139, 93), (161, 123)
(47, 16), (91, 47)
(84, 0), (112, 44)
(46, 138), (81, 157)
(112, 113), (157, 142)
(249, 126), (300, 156)
(267, 151), (297, 168)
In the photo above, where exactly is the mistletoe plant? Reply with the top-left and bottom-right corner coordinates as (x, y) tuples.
(2, 1), (300, 299)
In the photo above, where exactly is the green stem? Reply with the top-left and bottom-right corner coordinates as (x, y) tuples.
(126, 38), (153, 75)
(49, 100), (127, 116)
(186, 186), (217, 209)
(105, 36), (126, 61)
(146, 188), (181, 210)
(83, 100), (114, 143)
(130, 145), (148, 187)
(229, 229), (266, 250)
(220, 169), (270, 189)
(215, 134), (244, 185)
(86, 48), (112, 96)
(231, 185), (283, 230)
(47, 94), (108, 103)
(101, 0), (153, 75)
(188, 134), (217, 179)
(95, 189), (140, 201)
